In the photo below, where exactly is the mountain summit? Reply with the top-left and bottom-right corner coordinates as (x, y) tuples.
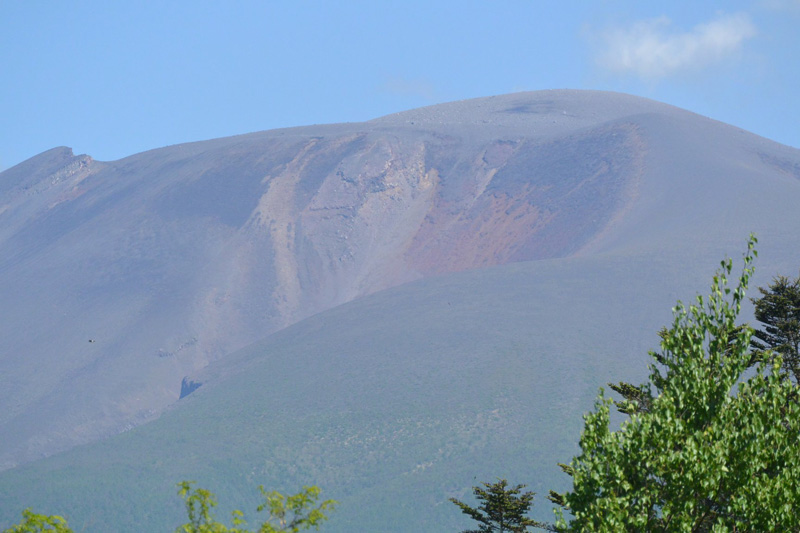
(0, 90), (798, 490)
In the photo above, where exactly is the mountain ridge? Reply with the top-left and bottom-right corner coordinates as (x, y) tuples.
(0, 89), (798, 476)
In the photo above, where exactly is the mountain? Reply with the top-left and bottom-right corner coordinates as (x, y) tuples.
(1, 90), (799, 531)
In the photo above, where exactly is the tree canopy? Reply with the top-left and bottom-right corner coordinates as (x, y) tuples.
(750, 271), (800, 382)
(175, 482), (336, 533)
(2, 483), (335, 533)
(1, 510), (71, 533)
(450, 478), (545, 533)
(550, 236), (800, 531)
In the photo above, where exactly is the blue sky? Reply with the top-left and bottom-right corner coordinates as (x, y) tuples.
(1, 0), (798, 171)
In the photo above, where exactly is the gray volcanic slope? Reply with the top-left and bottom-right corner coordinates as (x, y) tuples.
(2, 90), (654, 467)
(0, 90), (800, 530)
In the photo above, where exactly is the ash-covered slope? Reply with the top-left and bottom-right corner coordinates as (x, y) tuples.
(1, 90), (799, 472)
(1, 244), (799, 532)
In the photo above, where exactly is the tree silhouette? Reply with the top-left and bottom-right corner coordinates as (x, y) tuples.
(450, 478), (545, 532)
(750, 272), (800, 382)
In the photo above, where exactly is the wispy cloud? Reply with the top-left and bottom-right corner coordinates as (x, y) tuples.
(594, 13), (757, 80)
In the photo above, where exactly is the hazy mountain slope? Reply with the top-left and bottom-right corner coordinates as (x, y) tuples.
(0, 237), (798, 532)
(0, 89), (799, 481)
(1, 90), (800, 530)
(0, 250), (738, 531)
(0, 90), (667, 468)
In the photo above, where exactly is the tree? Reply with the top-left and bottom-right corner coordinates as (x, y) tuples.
(2, 482), (334, 533)
(175, 482), (336, 533)
(450, 478), (548, 532)
(175, 481), (235, 533)
(550, 236), (800, 531)
(750, 271), (800, 382)
(2, 510), (72, 533)
(253, 485), (336, 533)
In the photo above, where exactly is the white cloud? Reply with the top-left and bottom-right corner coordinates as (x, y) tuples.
(595, 13), (757, 80)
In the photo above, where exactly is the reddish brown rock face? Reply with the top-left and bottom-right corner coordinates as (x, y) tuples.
(406, 124), (645, 274)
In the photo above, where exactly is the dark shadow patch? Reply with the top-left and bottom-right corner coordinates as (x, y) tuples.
(759, 153), (800, 182)
(500, 101), (556, 115)
(179, 377), (202, 399)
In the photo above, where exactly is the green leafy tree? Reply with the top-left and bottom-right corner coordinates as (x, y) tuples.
(175, 481), (336, 533)
(254, 485), (336, 533)
(550, 236), (800, 531)
(3, 483), (335, 533)
(2, 510), (72, 533)
(175, 481), (242, 533)
(750, 271), (800, 382)
(450, 478), (548, 532)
